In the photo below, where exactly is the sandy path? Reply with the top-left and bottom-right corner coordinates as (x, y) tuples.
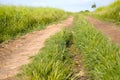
(85, 16), (120, 45)
(0, 16), (74, 80)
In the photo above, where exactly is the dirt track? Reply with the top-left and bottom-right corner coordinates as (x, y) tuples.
(0, 16), (74, 80)
(1, 15), (120, 80)
(85, 16), (120, 45)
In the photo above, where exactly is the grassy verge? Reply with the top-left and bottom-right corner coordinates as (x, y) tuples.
(0, 6), (68, 43)
(88, 0), (120, 25)
(21, 14), (120, 80)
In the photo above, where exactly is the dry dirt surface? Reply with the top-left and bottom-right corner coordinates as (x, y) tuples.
(85, 16), (120, 45)
(0, 16), (74, 80)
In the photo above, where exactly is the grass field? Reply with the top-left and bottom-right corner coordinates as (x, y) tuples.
(19, 14), (120, 80)
(90, 0), (120, 24)
(0, 6), (68, 43)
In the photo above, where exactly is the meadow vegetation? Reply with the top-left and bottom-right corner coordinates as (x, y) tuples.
(0, 6), (67, 43)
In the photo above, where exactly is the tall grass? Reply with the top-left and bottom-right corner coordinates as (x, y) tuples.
(0, 6), (67, 43)
(91, 0), (120, 24)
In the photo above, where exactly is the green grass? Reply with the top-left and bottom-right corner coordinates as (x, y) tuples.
(20, 14), (120, 80)
(0, 5), (68, 43)
(89, 0), (120, 24)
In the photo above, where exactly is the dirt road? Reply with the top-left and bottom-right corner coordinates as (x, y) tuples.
(85, 16), (120, 45)
(0, 16), (74, 80)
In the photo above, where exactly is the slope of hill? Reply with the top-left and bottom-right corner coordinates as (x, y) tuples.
(92, 0), (120, 24)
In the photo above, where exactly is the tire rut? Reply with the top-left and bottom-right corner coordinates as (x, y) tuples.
(85, 16), (120, 45)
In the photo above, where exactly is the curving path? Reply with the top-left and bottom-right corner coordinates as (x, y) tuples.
(0, 16), (74, 80)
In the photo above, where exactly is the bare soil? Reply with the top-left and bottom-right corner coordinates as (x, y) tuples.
(85, 16), (120, 45)
(0, 16), (74, 80)
(68, 45), (88, 80)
